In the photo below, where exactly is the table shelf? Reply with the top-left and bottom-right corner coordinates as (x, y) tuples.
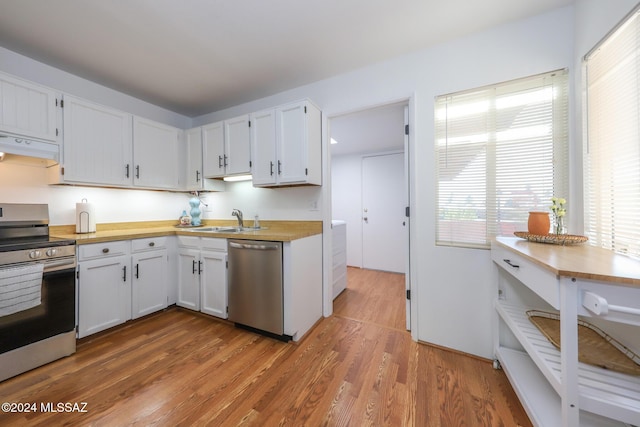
(496, 300), (640, 425)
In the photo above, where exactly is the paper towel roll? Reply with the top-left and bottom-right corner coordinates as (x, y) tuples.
(76, 200), (96, 233)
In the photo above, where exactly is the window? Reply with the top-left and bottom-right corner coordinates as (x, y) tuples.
(584, 5), (640, 258)
(435, 70), (569, 248)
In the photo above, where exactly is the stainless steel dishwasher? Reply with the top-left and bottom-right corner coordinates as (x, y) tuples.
(227, 239), (288, 340)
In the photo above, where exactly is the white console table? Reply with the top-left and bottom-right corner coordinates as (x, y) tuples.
(492, 237), (640, 427)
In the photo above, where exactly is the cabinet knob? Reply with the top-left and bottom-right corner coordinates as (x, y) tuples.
(102, 248), (110, 254)
(149, 242), (155, 247)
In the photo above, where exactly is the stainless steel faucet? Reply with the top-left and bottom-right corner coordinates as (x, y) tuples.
(231, 209), (244, 228)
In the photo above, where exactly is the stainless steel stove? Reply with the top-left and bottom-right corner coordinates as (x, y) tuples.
(0, 203), (76, 382)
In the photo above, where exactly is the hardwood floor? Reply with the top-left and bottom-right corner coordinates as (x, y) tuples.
(0, 267), (531, 426)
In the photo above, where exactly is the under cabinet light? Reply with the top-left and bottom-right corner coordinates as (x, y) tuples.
(0, 152), (4, 161)
(223, 174), (252, 182)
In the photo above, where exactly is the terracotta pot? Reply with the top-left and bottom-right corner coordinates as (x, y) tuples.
(528, 211), (550, 235)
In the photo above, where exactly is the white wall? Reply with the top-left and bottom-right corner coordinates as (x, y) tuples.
(0, 160), (190, 225)
(200, 181), (323, 222)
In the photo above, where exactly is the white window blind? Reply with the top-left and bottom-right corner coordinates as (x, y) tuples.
(584, 6), (640, 258)
(435, 70), (569, 248)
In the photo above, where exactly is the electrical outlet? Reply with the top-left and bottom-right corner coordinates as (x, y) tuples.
(308, 200), (318, 211)
(201, 197), (213, 212)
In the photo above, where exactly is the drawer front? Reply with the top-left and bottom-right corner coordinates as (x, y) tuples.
(131, 236), (167, 252)
(332, 229), (346, 252)
(79, 240), (130, 260)
(200, 237), (226, 252)
(176, 235), (201, 248)
(201, 237), (227, 252)
(492, 244), (560, 309)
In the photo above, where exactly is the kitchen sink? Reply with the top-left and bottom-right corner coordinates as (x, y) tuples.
(183, 226), (265, 233)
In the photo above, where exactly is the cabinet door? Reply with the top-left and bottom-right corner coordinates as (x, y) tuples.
(185, 127), (203, 190)
(276, 102), (308, 184)
(177, 248), (200, 311)
(202, 121), (225, 178)
(0, 72), (58, 142)
(250, 109), (277, 186)
(78, 255), (131, 338)
(201, 250), (228, 319)
(224, 114), (251, 175)
(133, 117), (180, 189)
(132, 249), (168, 319)
(62, 95), (132, 186)
(274, 100), (322, 186)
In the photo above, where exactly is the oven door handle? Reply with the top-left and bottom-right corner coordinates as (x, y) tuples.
(44, 258), (77, 272)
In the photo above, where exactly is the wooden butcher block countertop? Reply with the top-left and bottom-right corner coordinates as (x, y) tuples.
(51, 220), (323, 244)
(495, 236), (640, 287)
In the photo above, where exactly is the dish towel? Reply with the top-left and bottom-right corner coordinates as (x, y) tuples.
(0, 263), (44, 317)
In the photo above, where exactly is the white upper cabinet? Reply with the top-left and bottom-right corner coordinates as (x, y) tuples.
(56, 95), (132, 186)
(0, 72), (59, 142)
(184, 127), (203, 190)
(133, 116), (180, 189)
(252, 100), (321, 187)
(224, 115), (251, 176)
(202, 121), (224, 177)
(250, 108), (277, 186)
(183, 126), (226, 192)
(202, 114), (251, 178)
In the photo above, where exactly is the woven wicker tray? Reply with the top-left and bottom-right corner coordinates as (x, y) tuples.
(514, 231), (588, 245)
(527, 310), (640, 376)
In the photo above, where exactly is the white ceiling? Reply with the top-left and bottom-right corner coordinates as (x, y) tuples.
(0, 0), (573, 117)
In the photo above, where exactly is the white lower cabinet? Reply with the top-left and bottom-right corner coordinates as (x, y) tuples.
(331, 220), (347, 299)
(131, 237), (168, 319)
(176, 236), (228, 319)
(176, 247), (200, 311)
(78, 238), (169, 337)
(77, 241), (131, 338)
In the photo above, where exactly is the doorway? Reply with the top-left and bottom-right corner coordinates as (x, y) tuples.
(329, 100), (410, 329)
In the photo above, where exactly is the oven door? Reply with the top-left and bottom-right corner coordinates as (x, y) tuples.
(0, 264), (76, 354)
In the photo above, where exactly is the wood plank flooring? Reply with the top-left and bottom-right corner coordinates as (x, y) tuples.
(0, 267), (531, 426)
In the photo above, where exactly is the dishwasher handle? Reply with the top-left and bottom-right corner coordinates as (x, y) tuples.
(229, 241), (280, 251)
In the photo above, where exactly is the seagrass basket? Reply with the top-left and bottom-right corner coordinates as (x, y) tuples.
(527, 310), (640, 376)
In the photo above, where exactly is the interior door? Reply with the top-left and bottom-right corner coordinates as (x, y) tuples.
(362, 152), (405, 273)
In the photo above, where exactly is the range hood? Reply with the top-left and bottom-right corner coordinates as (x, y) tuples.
(0, 134), (59, 164)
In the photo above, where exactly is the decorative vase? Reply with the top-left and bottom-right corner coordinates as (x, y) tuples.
(555, 216), (567, 235)
(528, 211), (550, 235)
(189, 197), (202, 226)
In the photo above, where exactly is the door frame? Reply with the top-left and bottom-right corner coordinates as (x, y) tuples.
(322, 94), (416, 339)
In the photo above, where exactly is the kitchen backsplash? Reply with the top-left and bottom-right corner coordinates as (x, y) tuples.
(0, 161), (323, 225)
